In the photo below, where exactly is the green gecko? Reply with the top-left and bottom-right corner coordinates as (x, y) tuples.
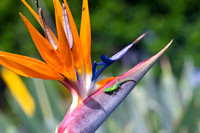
(104, 77), (136, 94)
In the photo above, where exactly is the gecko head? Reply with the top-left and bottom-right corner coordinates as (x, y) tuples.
(104, 87), (113, 93)
(104, 83), (118, 94)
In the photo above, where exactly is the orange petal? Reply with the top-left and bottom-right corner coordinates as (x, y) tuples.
(20, 13), (64, 72)
(56, 15), (76, 81)
(80, 0), (92, 74)
(95, 77), (116, 90)
(0, 51), (63, 80)
(63, 0), (84, 75)
(38, 7), (58, 50)
(21, 0), (42, 25)
(53, 0), (63, 25)
(53, 0), (63, 54)
(21, 0), (59, 50)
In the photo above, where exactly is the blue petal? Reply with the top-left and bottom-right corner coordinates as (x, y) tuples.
(110, 43), (133, 60)
(92, 61), (97, 76)
(100, 55), (112, 63)
(96, 61), (105, 66)
(92, 43), (134, 83)
(92, 32), (147, 84)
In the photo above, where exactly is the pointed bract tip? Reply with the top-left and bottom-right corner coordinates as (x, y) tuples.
(19, 12), (25, 19)
(170, 38), (174, 44)
(133, 31), (148, 44)
(150, 39), (173, 63)
(165, 39), (173, 49)
(19, 13), (26, 20)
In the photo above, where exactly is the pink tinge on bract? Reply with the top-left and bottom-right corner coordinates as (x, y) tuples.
(57, 40), (173, 133)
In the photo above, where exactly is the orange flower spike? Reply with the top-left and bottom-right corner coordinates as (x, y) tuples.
(20, 14), (64, 70)
(80, 0), (92, 74)
(21, 0), (42, 26)
(22, 0), (59, 50)
(92, 77), (116, 94)
(55, 14), (76, 81)
(53, 0), (63, 25)
(37, 6), (58, 50)
(0, 51), (63, 80)
(96, 77), (116, 87)
(0, 56), (31, 78)
(63, 0), (84, 76)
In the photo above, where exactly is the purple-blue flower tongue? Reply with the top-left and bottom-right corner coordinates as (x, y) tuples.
(109, 43), (134, 61)
(92, 32), (148, 83)
(100, 55), (111, 64)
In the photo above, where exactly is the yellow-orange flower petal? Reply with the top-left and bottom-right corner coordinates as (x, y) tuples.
(53, 0), (64, 54)
(21, 0), (59, 50)
(95, 77), (116, 89)
(80, 0), (92, 74)
(53, 0), (63, 25)
(0, 51), (62, 80)
(55, 15), (76, 81)
(21, 0), (42, 26)
(38, 7), (58, 50)
(20, 14), (65, 72)
(63, 0), (84, 76)
(1, 68), (35, 117)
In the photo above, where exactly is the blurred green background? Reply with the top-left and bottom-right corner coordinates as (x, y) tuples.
(0, 0), (200, 132)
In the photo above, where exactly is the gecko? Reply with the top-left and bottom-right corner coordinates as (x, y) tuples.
(104, 77), (136, 95)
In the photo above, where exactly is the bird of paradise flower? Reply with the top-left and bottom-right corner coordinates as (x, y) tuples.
(0, 0), (173, 132)
(0, 0), (144, 111)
